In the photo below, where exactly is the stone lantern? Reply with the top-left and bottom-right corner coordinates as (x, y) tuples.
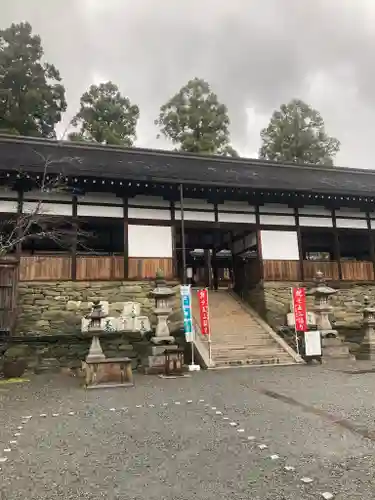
(307, 271), (353, 360)
(306, 271), (338, 336)
(357, 296), (375, 360)
(86, 300), (106, 362)
(150, 278), (176, 345)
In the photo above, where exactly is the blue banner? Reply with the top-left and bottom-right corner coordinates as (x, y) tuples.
(180, 285), (194, 342)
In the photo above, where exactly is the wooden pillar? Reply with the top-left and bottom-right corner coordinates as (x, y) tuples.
(16, 189), (23, 259)
(366, 211), (375, 279)
(255, 204), (264, 281)
(123, 198), (129, 279)
(170, 201), (177, 278)
(294, 207), (304, 281)
(71, 195), (77, 281)
(332, 209), (342, 280)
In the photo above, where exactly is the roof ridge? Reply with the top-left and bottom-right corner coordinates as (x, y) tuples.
(0, 133), (371, 176)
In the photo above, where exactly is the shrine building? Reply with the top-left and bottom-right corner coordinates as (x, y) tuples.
(0, 134), (375, 287)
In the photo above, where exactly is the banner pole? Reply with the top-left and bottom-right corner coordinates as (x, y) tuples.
(206, 287), (212, 364)
(291, 287), (300, 355)
(191, 326), (195, 366)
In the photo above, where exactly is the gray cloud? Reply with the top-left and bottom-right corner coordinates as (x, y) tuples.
(2, 0), (375, 167)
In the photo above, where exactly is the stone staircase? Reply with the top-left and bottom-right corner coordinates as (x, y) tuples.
(191, 289), (302, 368)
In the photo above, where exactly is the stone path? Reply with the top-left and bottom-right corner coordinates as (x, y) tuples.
(1, 365), (375, 499)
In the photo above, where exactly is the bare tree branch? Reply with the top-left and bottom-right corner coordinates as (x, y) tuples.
(0, 151), (91, 257)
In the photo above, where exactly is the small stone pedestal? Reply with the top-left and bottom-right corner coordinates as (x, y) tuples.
(357, 297), (375, 360)
(83, 357), (134, 389)
(307, 271), (353, 360)
(82, 301), (135, 389)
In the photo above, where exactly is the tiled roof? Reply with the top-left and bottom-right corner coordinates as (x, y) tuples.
(0, 134), (373, 196)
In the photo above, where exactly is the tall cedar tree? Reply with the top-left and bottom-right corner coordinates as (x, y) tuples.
(156, 77), (237, 156)
(69, 82), (139, 146)
(259, 99), (340, 166)
(0, 22), (66, 137)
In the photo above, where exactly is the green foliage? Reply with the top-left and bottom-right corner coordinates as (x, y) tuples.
(68, 81), (139, 146)
(259, 99), (340, 166)
(155, 77), (237, 156)
(0, 22), (66, 138)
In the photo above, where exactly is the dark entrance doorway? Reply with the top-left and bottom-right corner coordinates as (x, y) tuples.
(175, 224), (260, 290)
(175, 225), (233, 289)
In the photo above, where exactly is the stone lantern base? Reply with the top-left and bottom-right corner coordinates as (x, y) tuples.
(322, 336), (354, 360)
(356, 342), (375, 360)
(139, 344), (182, 375)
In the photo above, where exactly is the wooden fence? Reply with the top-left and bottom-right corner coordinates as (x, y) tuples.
(263, 260), (300, 281)
(263, 259), (375, 281)
(0, 259), (18, 333)
(20, 256), (72, 281)
(128, 258), (173, 279)
(19, 255), (173, 281)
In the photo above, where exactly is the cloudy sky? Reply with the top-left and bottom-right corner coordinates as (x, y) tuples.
(2, 0), (375, 167)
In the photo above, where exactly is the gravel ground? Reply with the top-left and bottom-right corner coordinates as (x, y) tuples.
(1, 365), (375, 499)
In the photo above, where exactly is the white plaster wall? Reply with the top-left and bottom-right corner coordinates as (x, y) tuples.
(218, 212), (256, 223)
(77, 205), (123, 218)
(259, 215), (295, 226)
(24, 190), (73, 202)
(23, 202), (73, 217)
(0, 187), (17, 199)
(128, 225), (172, 257)
(336, 218), (368, 229)
(129, 196), (170, 207)
(259, 204), (294, 214)
(77, 192), (123, 205)
(261, 230), (299, 260)
(298, 206), (332, 216)
(175, 198), (214, 211)
(0, 200), (17, 213)
(299, 216), (333, 227)
(175, 211), (215, 222)
(128, 207), (171, 220)
(244, 233), (257, 248)
(335, 208), (366, 218)
(217, 201), (255, 212)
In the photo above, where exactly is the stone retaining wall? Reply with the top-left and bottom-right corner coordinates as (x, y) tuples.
(16, 280), (180, 336)
(1, 280), (184, 373)
(244, 281), (374, 352)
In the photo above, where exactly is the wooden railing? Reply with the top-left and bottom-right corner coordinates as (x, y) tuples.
(76, 255), (124, 280)
(341, 261), (374, 281)
(19, 255), (172, 280)
(263, 260), (300, 281)
(263, 259), (375, 281)
(20, 256), (72, 281)
(303, 261), (339, 280)
(128, 258), (173, 279)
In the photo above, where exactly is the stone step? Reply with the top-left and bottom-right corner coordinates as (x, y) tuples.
(191, 289), (297, 367)
(214, 350), (290, 359)
(213, 357), (292, 367)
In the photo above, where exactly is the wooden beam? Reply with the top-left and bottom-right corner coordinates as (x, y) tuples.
(366, 211), (375, 279)
(170, 201), (177, 278)
(71, 195), (77, 281)
(294, 207), (304, 281)
(332, 209), (342, 280)
(16, 189), (23, 259)
(123, 198), (129, 279)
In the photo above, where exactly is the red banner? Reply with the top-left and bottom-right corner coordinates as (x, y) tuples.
(292, 287), (307, 332)
(197, 288), (210, 336)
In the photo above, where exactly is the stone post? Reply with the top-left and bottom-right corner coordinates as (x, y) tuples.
(357, 296), (375, 360)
